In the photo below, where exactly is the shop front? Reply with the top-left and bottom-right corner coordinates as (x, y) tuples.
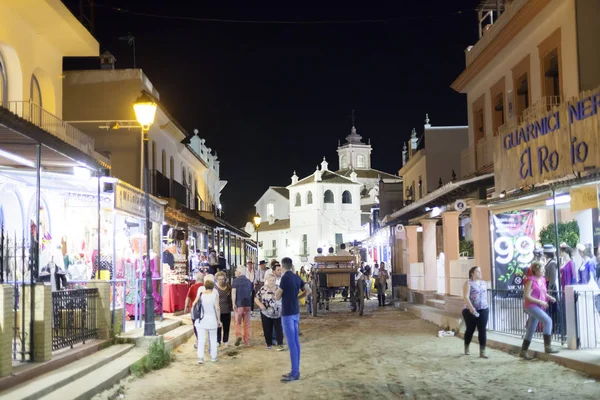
(486, 86), (600, 349)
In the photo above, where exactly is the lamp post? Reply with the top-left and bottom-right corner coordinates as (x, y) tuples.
(133, 92), (158, 337)
(253, 213), (261, 262)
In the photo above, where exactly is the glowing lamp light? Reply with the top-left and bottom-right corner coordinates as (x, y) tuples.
(73, 166), (91, 179)
(253, 213), (261, 229)
(430, 207), (441, 218)
(546, 195), (570, 206)
(133, 92), (157, 132)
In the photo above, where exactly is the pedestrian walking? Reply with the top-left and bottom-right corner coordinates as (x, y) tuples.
(215, 271), (232, 346)
(193, 279), (222, 364)
(462, 266), (489, 358)
(232, 268), (253, 346)
(276, 257), (311, 383)
(255, 274), (284, 350)
(520, 261), (559, 360)
(184, 272), (204, 348)
(376, 266), (389, 307)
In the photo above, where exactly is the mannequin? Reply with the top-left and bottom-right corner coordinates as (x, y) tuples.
(543, 244), (558, 291)
(559, 246), (577, 287)
(577, 244), (597, 287)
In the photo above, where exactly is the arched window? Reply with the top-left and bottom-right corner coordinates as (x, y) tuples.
(30, 74), (42, 125)
(356, 155), (366, 168)
(307, 191), (313, 204)
(169, 156), (174, 181)
(340, 155), (348, 169)
(152, 141), (157, 171)
(324, 190), (334, 204)
(295, 193), (301, 207)
(161, 150), (167, 175)
(182, 166), (187, 186)
(0, 52), (7, 104)
(267, 202), (275, 217)
(342, 190), (352, 204)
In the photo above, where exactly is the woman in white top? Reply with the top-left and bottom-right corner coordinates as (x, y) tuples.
(193, 279), (222, 364)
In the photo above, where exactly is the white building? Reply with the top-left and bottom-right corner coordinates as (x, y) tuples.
(247, 124), (401, 266)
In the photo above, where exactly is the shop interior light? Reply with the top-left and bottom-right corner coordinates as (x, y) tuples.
(546, 194), (571, 206)
(0, 149), (36, 168)
(430, 207), (441, 217)
(417, 226), (423, 232)
(73, 166), (91, 179)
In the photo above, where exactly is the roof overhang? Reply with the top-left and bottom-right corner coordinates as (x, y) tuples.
(383, 173), (494, 225)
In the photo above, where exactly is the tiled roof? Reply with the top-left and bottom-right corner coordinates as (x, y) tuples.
(293, 170), (359, 186)
(337, 168), (401, 181)
(271, 186), (289, 199)
(258, 219), (290, 232)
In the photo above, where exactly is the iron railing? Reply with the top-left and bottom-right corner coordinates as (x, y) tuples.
(488, 289), (565, 345)
(264, 249), (277, 258)
(149, 169), (171, 199)
(573, 290), (600, 349)
(1, 228), (35, 362)
(0, 101), (96, 156)
(52, 288), (98, 351)
(171, 180), (189, 208)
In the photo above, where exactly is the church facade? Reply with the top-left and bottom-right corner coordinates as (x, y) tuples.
(246, 124), (401, 267)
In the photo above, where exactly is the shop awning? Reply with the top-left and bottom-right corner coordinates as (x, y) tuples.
(0, 105), (110, 172)
(197, 210), (251, 238)
(382, 173), (494, 225)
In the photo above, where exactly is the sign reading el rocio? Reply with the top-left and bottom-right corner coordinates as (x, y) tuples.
(494, 87), (600, 192)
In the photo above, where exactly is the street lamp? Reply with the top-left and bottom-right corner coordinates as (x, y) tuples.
(134, 92), (157, 337)
(253, 213), (261, 262)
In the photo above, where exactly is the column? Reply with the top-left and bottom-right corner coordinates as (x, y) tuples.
(0, 285), (14, 377)
(405, 225), (419, 289)
(23, 284), (52, 362)
(442, 211), (461, 295)
(471, 205), (492, 282)
(88, 281), (111, 340)
(421, 220), (438, 291)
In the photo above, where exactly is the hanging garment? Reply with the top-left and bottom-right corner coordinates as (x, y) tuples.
(579, 259), (597, 285)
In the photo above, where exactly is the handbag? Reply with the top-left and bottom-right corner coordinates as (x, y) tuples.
(192, 293), (204, 321)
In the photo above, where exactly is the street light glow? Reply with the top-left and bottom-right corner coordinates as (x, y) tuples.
(253, 213), (261, 228)
(133, 92), (157, 132)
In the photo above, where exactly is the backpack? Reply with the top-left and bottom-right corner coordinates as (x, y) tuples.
(192, 293), (204, 321)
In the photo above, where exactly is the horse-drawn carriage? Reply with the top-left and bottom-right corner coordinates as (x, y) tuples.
(309, 256), (365, 316)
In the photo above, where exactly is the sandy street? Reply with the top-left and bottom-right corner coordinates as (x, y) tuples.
(95, 299), (599, 400)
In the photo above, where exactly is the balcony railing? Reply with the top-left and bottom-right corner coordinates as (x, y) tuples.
(0, 101), (96, 156)
(465, 0), (528, 66)
(171, 180), (189, 208)
(521, 96), (562, 122)
(149, 170), (171, 198)
(298, 246), (310, 257)
(476, 136), (494, 171)
(461, 146), (476, 178)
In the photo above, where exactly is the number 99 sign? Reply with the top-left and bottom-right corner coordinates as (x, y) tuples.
(494, 235), (535, 266)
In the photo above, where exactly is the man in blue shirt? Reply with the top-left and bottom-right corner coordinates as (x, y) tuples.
(231, 268), (254, 346)
(275, 257), (311, 382)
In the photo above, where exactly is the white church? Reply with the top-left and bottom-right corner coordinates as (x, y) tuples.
(246, 124), (401, 267)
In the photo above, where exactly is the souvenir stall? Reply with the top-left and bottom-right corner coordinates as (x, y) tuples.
(109, 181), (165, 326)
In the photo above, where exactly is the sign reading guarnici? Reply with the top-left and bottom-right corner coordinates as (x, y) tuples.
(494, 87), (600, 192)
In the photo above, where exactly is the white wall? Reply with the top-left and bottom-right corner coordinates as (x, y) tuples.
(255, 188), (289, 222)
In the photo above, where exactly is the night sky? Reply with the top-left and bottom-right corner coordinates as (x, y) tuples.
(62, 0), (481, 227)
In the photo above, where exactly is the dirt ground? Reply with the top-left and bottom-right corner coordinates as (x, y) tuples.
(94, 298), (600, 400)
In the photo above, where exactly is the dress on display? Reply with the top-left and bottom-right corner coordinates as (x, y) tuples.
(579, 260), (597, 285)
(125, 253), (163, 318)
(560, 260), (577, 287)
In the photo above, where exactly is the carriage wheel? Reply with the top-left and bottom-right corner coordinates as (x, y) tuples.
(357, 279), (365, 316)
(311, 279), (318, 317)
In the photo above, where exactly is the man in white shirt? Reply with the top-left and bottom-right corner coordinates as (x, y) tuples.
(337, 243), (352, 256)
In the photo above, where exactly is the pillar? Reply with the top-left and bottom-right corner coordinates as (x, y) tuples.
(0, 285), (14, 377)
(421, 220), (438, 291)
(442, 212), (461, 295)
(471, 206), (492, 282)
(88, 281), (111, 340)
(23, 284), (52, 362)
(405, 225), (419, 289)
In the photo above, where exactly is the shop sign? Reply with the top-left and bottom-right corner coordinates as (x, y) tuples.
(115, 183), (164, 223)
(570, 184), (599, 213)
(492, 210), (535, 290)
(494, 87), (600, 192)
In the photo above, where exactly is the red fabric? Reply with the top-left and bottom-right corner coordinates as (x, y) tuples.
(163, 283), (191, 313)
(187, 282), (204, 302)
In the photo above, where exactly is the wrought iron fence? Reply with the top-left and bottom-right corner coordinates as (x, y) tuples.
(52, 288), (98, 351)
(573, 290), (600, 349)
(1, 228), (34, 362)
(488, 289), (565, 345)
